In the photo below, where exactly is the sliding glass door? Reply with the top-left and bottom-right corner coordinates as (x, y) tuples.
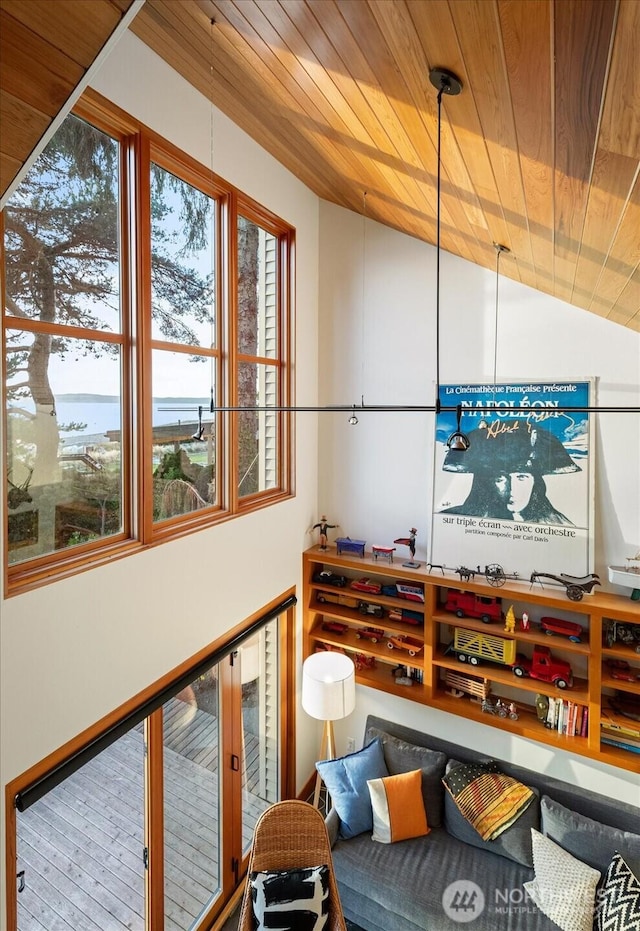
(16, 730), (146, 931)
(162, 671), (221, 931)
(239, 629), (279, 858)
(12, 603), (294, 931)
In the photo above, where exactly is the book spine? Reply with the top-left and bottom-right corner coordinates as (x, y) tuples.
(581, 706), (589, 738)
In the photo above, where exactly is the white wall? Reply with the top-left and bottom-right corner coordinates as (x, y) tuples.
(0, 32), (321, 917)
(318, 200), (640, 804)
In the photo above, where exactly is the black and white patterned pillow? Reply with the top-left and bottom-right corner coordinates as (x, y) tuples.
(250, 864), (329, 930)
(595, 853), (640, 931)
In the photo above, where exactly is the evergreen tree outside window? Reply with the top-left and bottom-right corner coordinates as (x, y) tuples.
(2, 95), (294, 593)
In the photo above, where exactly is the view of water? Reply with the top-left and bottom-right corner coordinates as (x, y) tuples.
(55, 397), (205, 445)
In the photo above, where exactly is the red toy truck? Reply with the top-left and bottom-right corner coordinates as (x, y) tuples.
(445, 591), (502, 623)
(513, 645), (573, 689)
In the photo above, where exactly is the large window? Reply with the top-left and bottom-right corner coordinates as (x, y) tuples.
(2, 94), (294, 592)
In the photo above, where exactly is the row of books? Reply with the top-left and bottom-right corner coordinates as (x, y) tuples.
(545, 698), (588, 737)
(600, 708), (640, 754)
(601, 731), (640, 754)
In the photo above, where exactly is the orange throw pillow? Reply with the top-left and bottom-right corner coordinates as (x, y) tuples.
(367, 769), (430, 844)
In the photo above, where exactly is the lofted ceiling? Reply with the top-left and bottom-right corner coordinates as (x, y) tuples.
(128, 0), (639, 330)
(1, 1), (638, 330)
(0, 0), (137, 199)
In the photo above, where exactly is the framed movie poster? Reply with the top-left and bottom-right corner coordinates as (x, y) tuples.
(430, 381), (594, 578)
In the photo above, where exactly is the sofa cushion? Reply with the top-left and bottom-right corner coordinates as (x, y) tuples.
(368, 769), (430, 844)
(249, 864), (329, 930)
(442, 759), (535, 841)
(524, 829), (600, 931)
(365, 724), (447, 827)
(316, 737), (388, 839)
(332, 826), (557, 930)
(444, 760), (540, 867)
(595, 853), (640, 931)
(541, 795), (640, 875)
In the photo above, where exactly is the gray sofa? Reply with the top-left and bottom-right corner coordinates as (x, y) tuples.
(326, 715), (640, 931)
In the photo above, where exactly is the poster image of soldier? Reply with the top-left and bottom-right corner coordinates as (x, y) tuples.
(440, 419), (580, 525)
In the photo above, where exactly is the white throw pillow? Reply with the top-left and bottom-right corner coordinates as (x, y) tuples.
(250, 865), (329, 931)
(524, 829), (600, 931)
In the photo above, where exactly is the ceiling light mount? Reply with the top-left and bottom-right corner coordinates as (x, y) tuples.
(429, 68), (463, 97)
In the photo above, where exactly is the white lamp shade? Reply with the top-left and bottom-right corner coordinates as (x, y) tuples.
(302, 652), (356, 721)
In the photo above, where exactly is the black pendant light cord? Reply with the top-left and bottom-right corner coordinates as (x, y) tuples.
(435, 83), (444, 414)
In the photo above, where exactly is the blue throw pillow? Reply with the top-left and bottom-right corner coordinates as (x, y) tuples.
(316, 738), (388, 838)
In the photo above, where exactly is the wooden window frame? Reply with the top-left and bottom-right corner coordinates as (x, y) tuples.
(2, 90), (295, 596)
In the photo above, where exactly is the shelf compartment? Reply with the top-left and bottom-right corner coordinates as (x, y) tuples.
(432, 611), (590, 655)
(310, 624), (425, 665)
(311, 584), (425, 615)
(601, 674), (640, 696)
(311, 600), (425, 636)
(432, 649), (589, 702)
(431, 689), (589, 745)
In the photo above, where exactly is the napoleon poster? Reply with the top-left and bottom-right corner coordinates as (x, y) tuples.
(430, 381), (594, 578)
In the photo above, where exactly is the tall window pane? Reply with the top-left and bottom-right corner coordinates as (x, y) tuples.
(152, 350), (217, 522)
(16, 731), (145, 931)
(163, 667), (221, 929)
(6, 329), (123, 564)
(4, 116), (121, 332)
(240, 622), (280, 856)
(3, 114), (124, 566)
(237, 217), (278, 358)
(237, 363), (279, 497)
(150, 164), (215, 347)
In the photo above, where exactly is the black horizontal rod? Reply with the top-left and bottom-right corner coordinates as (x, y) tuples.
(14, 594), (297, 813)
(159, 404), (639, 414)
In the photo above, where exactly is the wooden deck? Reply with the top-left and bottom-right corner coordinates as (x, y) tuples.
(17, 699), (268, 931)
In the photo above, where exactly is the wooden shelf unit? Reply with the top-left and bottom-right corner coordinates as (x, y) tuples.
(302, 545), (640, 774)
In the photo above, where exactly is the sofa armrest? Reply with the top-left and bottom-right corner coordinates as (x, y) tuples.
(326, 808), (340, 847)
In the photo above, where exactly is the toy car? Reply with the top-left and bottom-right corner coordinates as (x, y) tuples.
(358, 601), (384, 618)
(444, 590), (502, 623)
(388, 607), (422, 625)
(540, 617), (583, 643)
(605, 659), (640, 683)
(386, 634), (423, 656)
(321, 620), (349, 635)
(395, 583), (425, 603)
(313, 569), (347, 588)
(356, 626), (385, 643)
(350, 577), (382, 594)
(316, 591), (359, 608)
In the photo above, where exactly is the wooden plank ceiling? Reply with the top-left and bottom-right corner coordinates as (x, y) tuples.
(0, 0), (135, 199)
(128, 0), (639, 330)
(1, 1), (637, 329)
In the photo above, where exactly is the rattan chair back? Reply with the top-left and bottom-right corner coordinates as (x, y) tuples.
(238, 799), (347, 930)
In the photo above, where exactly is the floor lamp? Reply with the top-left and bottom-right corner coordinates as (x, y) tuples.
(302, 651), (356, 808)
